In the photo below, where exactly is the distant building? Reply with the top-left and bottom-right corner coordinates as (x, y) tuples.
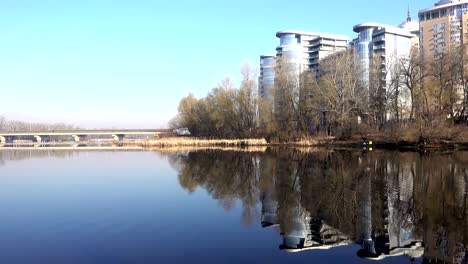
(400, 7), (420, 47)
(418, 0), (467, 116)
(258, 31), (348, 101)
(419, 0), (468, 61)
(352, 22), (416, 84)
(258, 55), (276, 102)
(351, 14), (418, 120)
(275, 31), (349, 71)
(173, 128), (191, 136)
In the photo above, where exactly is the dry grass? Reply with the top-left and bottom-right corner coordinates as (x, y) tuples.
(128, 137), (269, 148)
(290, 136), (336, 146)
(148, 146), (268, 153)
(387, 124), (468, 144)
(125, 136), (337, 151)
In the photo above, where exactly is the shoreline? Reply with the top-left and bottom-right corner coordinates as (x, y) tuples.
(124, 137), (468, 151)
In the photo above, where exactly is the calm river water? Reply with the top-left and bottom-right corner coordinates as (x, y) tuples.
(0, 148), (467, 264)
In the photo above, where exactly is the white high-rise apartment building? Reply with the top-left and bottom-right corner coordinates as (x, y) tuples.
(351, 15), (419, 120)
(258, 31), (349, 100)
(352, 22), (416, 85)
(275, 31), (349, 71)
(258, 55), (276, 102)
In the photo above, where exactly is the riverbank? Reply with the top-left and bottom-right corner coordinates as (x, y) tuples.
(125, 132), (468, 151)
(125, 137), (334, 148)
(126, 138), (269, 148)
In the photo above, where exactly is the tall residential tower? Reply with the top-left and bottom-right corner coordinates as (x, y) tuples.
(419, 0), (468, 61)
(351, 19), (418, 120)
(275, 31), (349, 71)
(352, 23), (415, 84)
(258, 55), (276, 102)
(258, 31), (349, 100)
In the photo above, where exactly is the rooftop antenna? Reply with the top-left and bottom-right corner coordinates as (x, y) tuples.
(407, 4), (412, 22)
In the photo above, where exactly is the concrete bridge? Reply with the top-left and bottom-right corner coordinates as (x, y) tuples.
(0, 129), (171, 144)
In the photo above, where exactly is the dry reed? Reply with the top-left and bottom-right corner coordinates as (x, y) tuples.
(125, 136), (337, 151)
(148, 146), (268, 153)
(129, 137), (269, 148)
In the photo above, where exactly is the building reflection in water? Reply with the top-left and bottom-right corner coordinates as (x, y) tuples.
(5, 148), (467, 263)
(168, 149), (468, 263)
(170, 149), (468, 262)
(260, 189), (278, 228)
(356, 155), (424, 261)
(264, 154), (352, 251)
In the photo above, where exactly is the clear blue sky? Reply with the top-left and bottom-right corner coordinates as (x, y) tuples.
(0, 0), (431, 128)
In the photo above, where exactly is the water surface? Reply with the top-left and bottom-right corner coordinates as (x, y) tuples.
(0, 148), (467, 263)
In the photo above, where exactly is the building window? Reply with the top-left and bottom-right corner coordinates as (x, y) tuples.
(441, 8), (447, 17)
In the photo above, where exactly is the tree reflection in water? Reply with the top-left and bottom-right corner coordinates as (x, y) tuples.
(168, 149), (468, 263)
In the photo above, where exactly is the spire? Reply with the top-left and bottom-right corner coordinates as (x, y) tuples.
(407, 4), (412, 22)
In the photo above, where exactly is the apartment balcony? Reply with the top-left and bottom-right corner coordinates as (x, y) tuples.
(319, 46), (336, 51)
(307, 42), (320, 47)
(307, 47), (320, 53)
(373, 35), (385, 43)
(374, 44), (386, 51)
(309, 54), (319, 60)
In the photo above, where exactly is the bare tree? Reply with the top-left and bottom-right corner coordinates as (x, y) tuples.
(428, 48), (463, 121)
(461, 44), (468, 121)
(313, 50), (368, 138)
(273, 57), (303, 139)
(0, 116), (6, 131)
(172, 62), (260, 138)
(237, 62), (259, 136)
(399, 47), (426, 120)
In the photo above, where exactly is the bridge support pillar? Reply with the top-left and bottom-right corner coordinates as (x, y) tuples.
(0, 136), (15, 144)
(33, 135), (42, 143)
(72, 135), (87, 143)
(112, 134), (125, 142)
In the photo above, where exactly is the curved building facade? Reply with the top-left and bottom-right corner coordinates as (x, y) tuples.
(352, 21), (416, 120)
(276, 31), (312, 66)
(259, 55), (276, 101)
(352, 19), (418, 84)
(275, 31), (349, 72)
(352, 24), (382, 85)
(258, 31), (348, 103)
